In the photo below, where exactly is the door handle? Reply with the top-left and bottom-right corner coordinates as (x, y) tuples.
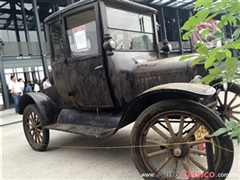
(94, 65), (103, 70)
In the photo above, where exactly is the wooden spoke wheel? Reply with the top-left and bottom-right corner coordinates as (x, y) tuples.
(23, 104), (49, 151)
(131, 100), (233, 180)
(216, 83), (240, 122)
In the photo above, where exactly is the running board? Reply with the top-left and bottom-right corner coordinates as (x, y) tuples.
(44, 108), (123, 138)
(45, 123), (116, 138)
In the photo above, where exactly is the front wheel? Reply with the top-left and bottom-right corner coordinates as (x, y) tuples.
(23, 104), (49, 151)
(131, 100), (233, 180)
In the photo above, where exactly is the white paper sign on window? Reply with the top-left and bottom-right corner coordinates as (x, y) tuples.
(73, 25), (87, 51)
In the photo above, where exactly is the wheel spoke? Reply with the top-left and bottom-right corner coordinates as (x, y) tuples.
(36, 128), (43, 133)
(36, 124), (41, 128)
(33, 133), (37, 143)
(156, 155), (172, 172)
(181, 158), (190, 171)
(228, 94), (238, 107)
(146, 138), (166, 146)
(28, 127), (34, 132)
(227, 113), (240, 122)
(189, 148), (206, 156)
(151, 125), (169, 140)
(172, 158), (178, 174)
(164, 117), (176, 138)
(224, 90), (228, 108)
(230, 103), (240, 110)
(147, 149), (167, 158)
(217, 96), (223, 107)
(184, 123), (201, 141)
(232, 111), (240, 114)
(37, 133), (41, 143)
(178, 116), (185, 138)
(187, 154), (207, 172)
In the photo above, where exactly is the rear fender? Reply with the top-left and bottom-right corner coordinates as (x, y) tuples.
(118, 83), (216, 129)
(18, 92), (60, 126)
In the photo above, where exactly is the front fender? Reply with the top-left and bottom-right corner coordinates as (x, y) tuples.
(144, 83), (216, 96)
(18, 92), (61, 126)
(118, 83), (216, 129)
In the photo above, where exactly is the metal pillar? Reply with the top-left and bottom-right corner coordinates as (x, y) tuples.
(0, 59), (10, 109)
(52, 2), (59, 13)
(32, 0), (49, 78)
(159, 7), (167, 40)
(10, 2), (22, 56)
(175, 9), (183, 54)
(189, 11), (194, 53)
(20, 0), (32, 55)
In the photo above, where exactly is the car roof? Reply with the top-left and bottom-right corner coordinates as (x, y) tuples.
(44, 0), (158, 23)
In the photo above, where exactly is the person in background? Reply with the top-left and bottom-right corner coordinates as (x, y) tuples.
(33, 80), (40, 92)
(42, 77), (52, 89)
(8, 75), (21, 114)
(18, 78), (25, 96)
(25, 81), (32, 93)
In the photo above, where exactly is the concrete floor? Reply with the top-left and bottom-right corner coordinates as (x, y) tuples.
(1, 108), (240, 180)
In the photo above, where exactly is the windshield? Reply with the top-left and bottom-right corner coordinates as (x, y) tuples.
(106, 7), (154, 51)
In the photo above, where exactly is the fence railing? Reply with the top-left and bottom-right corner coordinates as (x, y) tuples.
(1, 42), (49, 56)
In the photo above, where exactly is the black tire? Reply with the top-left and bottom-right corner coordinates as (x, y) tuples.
(23, 104), (49, 151)
(131, 100), (233, 180)
(216, 83), (240, 122)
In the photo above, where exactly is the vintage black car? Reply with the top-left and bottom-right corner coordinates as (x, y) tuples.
(19, 0), (238, 179)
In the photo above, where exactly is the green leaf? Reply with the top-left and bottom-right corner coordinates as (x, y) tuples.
(224, 57), (238, 68)
(233, 27), (240, 38)
(204, 56), (216, 69)
(206, 12), (219, 22)
(200, 29), (209, 40)
(223, 49), (232, 57)
(200, 74), (217, 84)
(196, 46), (209, 55)
(214, 2), (223, 11)
(179, 55), (197, 61)
(213, 31), (224, 39)
(195, 42), (204, 49)
(215, 51), (226, 61)
(234, 14), (240, 21)
(181, 10), (210, 30)
(212, 128), (228, 136)
(226, 15), (237, 26)
(191, 56), (207, 66)
(238, 135), (240, 144)
(226, 120), (238, 129)
(195, 0), (213, 10)
(209, 67), (222, 75)
(230, 128), (240, 139)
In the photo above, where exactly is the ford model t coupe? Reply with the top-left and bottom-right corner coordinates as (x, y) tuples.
(19, 0), (237, 179)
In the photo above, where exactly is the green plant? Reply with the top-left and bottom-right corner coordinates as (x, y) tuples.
(180, 0), (240, 143)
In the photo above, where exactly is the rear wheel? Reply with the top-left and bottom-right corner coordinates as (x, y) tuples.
(131, 100), (233, 180)
(216, 83), (240, 122)
(23, 104), (49, 151)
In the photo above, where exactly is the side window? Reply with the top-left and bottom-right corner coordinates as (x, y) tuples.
(50, 21), (64, 61)
(66, 9), (98, 57)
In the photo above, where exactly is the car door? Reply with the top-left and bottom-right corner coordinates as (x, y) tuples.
(48, 19), (76, 107)
(64, 3), (114, 108)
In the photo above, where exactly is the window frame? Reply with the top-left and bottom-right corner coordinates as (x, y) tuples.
(104, 5), (156, 52)
(62, 2), (102, 60)
(48, 17), (66, 62)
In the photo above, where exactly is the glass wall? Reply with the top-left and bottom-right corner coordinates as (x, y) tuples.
(3, 58), (52, 106)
